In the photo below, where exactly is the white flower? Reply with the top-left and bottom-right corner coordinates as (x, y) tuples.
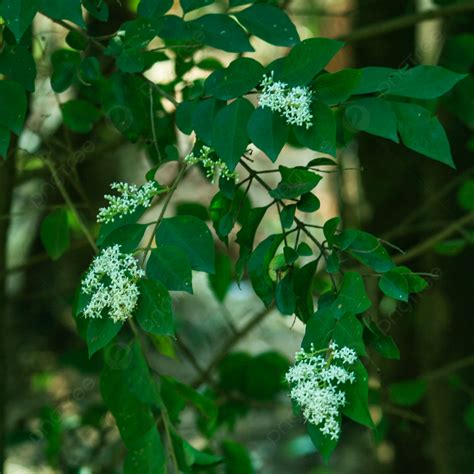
(97, 181), (162, 223)
(185, 145), (238, 183)
(258, 72), (313, 129)
(285, 343), (357, 441)
(81, 245), (145, 323)
(330, 341), (358, 365)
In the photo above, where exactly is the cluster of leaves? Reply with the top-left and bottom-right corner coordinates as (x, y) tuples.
(1, 0), (472, 471)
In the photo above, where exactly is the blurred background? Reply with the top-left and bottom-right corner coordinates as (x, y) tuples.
(1, 0), (473, 472)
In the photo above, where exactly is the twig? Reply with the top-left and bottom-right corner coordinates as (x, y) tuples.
(393, 212), (474, 264)
(383, 404), (425, 424)
(383, 166), (474, 241)
(421, 354), (474, 381)
(192, 304), (275, 388)
(45, 159), (98, 253)
(339, 2), (474, 43)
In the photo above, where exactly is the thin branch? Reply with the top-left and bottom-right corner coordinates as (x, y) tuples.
(383, 404), (425, 424)
(393, 212), (474, 264)
(339, 2), (474, 43)
(383, 166), (474, 241)
(192, 304), (275, 388)
(45, 159), (98, 253)
(421, 354), (474, 381)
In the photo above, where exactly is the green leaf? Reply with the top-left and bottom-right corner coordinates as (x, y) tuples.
(66, 30), (88, 50)
(294, 100), (336, 156)
(100, 344), (157, 448)
(234, 3), (299, 47)
(248, 234), (284, 306)
(276, 272), (295, 315)
(87, 318), (123, 358)
(334, 229), (394, 273)
(344, 98), (399, 143)
(351, 67), (396, 94)
(245, 351), (289, 400)
(124, 428), (166, 474)
(0, 0), (38, 42)
(314, 69), (362, 105)
(302, 306), (335, 351)
(297, 192), (320, 212)
(61, 100), (101, 133)
(212, 98), (254, 170)
(0, 126), (10, 159)
(323, 217), (340, 247)
(205, 57), (264, 101)
(102, 224), (147, 253)
(117, 17), (163, 48)
(392, 102), (454, 168)
(189, 14), (254, 53)
(138, 0), (173, 17)
(180, 0), (213, 13)
(307, 423), (338, 462)
(388, 379), (427, 407)
(39, 0), (84, 27)
(51, 49), (81, 92)
(40, 209), (70, 260)
(332, 271), (372, 318)
(366, 321), (400, 360)
(280, 38), (344, 86)
(193, 98), (225, 145)
(385, 65), (466, 99)
(236, 206), (267, 281)
(135, 279), (174, 336)
(247, 107), (289, 162)
(279, 204), (296, 229)
(297, 242), (312, 257)
(222, 440), (255, 474)
(116, 48), (146, 73)
(379, 269), (409, 302)
(147, 245), (193, 293)
(97, 206), (145, 247)
(270, 166), (321, 200)
(80, 56), (101, 82)
(156, 215), (215, 273)
(307, 157), (337, 168)
(208, 252), (233, 302)
(162, 376), (218, 424)
(176, 100), (198, 135)
(283, 246), (298, 264)
(458, 179), (474, 210)
(0, 44), (36, 91)
(333, 313), (366, 356)
(0, 80), (27, 134)
(343, 360), (373, 428)
(294, 259), (318, 323)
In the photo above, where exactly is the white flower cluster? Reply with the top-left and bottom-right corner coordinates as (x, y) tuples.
(81, 245), (145, 323)
(285, 342), (357, 440)
(259, 72), (314, 129)
(184, 145), (238, 183)
(97, 181), (161, 223)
